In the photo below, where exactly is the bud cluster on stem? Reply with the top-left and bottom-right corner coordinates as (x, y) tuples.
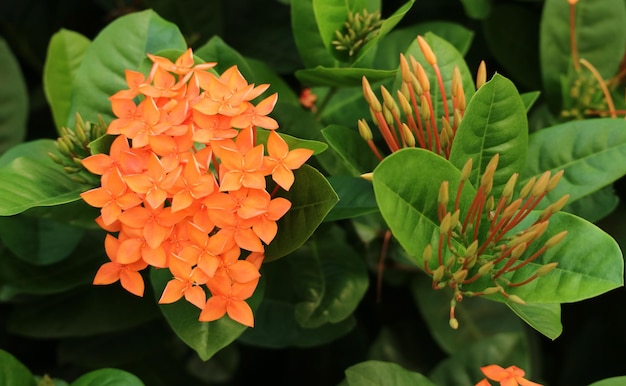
(426, 154), (569, 329)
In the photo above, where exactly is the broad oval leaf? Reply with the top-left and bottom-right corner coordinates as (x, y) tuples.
(67, 10), (186, 127)
(43, 29), (91, 131)
(291, 0), (336, 68)
(295, 67), (396, 87)
(449, 73), (528, 198)
(506, 302), (562, 340)
(150, 267), (264, 361)
(343, 360), (436, 386)
(70, 368), (144, 386)
(264, 164), (339, 261)
(0, 38), (28, 155)
(321, 124), (379, 176)
(0, 349), (36, 386)
(324, 176), (379, 222)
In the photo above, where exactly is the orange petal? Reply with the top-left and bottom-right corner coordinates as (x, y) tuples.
(80, 187), (111, 208)
(226, 299), (254, 327)
(142, 245), (168, 268)
(234, 228), (264, 252)
(283, 148), (313, 169)
(93, 262), (121, 285)
(474, 380), (491, 386)
(119, 269), (145, 296)
(253, 218), (278, 245)
(81, 154), (113, 175)
(184, 285), (207, 309)
(272, 164), (295, 190)
(227, 260), (260, 283)
(117, 238), (143, 264)
(480, 365), (508, 381)
(199, 296), (228, 322)
(159, 279), (187, 304)
(267, 130), (288, 159)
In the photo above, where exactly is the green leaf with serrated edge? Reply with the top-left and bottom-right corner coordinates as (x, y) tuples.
(460, 0), (493, 19)
(506, 302), (562, 340)
(0, 155), (85, 216)
(291, 0), (336, 68)
(255, 129), (327, 155)
(324, 176), (378, 222)
(344, 361), (436, 386)
(238, 259), (356, 348)
(411, 275), (525, 355)
(403, 32), (475, 132)
(372, 148), (476, 267)
(0, 350), (36, 386)
(67, 10), (186, 127)
(588, 377), (626, 386)
(7, 285), (160, 338)
(0, 38), (28, 155)
(520, 91), (541, 112)
(264, 165), (339, 262)
(0, 215), (84, 265)
(462, 211), (623, 304)
(520, 118), (626, 210)
(70, 369), (144, 386)
(292, 226), (369, 328)
(429, 333), (531, 386)
(43, 29), (91, 131)
(150, 268), (264, 361)
(449, 73), (528, 198)
(295, 67), (396, 87)
(540, 0), (626, 111)
(321, 124), (379, 176)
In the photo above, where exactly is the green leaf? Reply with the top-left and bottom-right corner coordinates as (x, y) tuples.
(0, 350), (36, 386)
(43, 29), (91, 131)
(0, 151), (85, 216)
(372, 148), (476, 266)
(506, 302), (562, 340)
(291, 0), (336, 68)
(561, 186), (619, 223)
(88, 134), (116, 156)
(324, 176), (378, 222)
(429, 333), (530, 386)
(520, 91), (541, 112)
(7, 285), (160, 338)
(292, 226), (369, 328)
(449, 73), (528, 198)
(67, 10), (186, 127)
(194, 35), (254, 77)
(321, 124), (379, 176)
(540, 0), (626, 110)
(255, 129), (327, 155)
(521, 118), (626, 210)
(70, 369), (144, 386)
(0, 38), (28, 155)
(0, 139), (59, 169)
(411, 275), (525, 354)
(460, 0), (493, 19)
(0, 215), (84, 265)
(264, 165), (339, 261)
(343, 360), (436, 386)
(295, 67), (396, 87)
(588, 377), (626, 386)
(150, 267), (264, 361)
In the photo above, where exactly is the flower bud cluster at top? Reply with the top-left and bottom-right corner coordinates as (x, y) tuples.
(332, 8), (384, 58)
(360, 35), (487, 160)
(429, 154), (569, 329)
(79, 48), (313, 327)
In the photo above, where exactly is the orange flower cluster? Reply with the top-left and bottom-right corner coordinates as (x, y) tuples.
(476, 364), (543, 386)
(80, 48), (313, 327)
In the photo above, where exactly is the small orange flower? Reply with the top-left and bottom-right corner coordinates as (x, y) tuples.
(264, 130), (313, 190)
(476, 365), (543, 386)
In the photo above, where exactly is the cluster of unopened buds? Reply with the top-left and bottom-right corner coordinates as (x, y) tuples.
(79, 48), (313, 327)
(430, 155), (569, 329)
(359, 35), (486, 160)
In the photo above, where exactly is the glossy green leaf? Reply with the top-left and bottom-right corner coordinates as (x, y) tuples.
(460, 0), (493, 19)
(411, 275), (525, 354)
(343, 360), (436, 386)
(43, 29), (91, 131)
(321, 124), (379, 176)
(521, 118), (626, 210)
(292, 226), (369, 328)
(540, 0), (626, 110)
(0, 150), (85, 216)
(319, 88), (384, 138)
(506, 302), (562, 340)
(88, 134), (116, 156)
(588, 377), (626, 386)
(264, 165), (339, 261)
(324, 176), (378, 221)
(67, 10), (186, 127)
(429, 333), (530, 386)
(0, 350), (36, 386)
(70, 369), (144, 386)
(255, 129), (327, 155)
(561, 186), (619, 223)
(372, 148), (476, 267)
(295, 67), (396, 87)
(291, 0), (336, 68)
(0, 139), (57, 168)
(0, 38), (28, 155)
(520, 91), (541, 112)
(449, 73), (528, 198)
(7, 285), (160, 338)
(150, 268), (264, 361)
(0, 215), (83, 265)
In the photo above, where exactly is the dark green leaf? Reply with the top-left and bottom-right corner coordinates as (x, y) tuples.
(67, 10), (186, 127)
(561, 186), (619, 223)
(291, 0), (336, 68)
(150, 267), (264, 361)
(295, 67), (396, 87)
(70, 368), (144, 386)
(88, 134), (116, 156)
(588, 377), (626, 386)
(0, 38), (28, 155)
(43, 29), (91, 131)
(343, 360), (436, 386)
(325, 176), (379, 221)
(506, 302), (562, 340)
(194, 35), (254, 77)
(460, 0), (493, 19)
(264, 165), (339, 261)
(449, 73), (528, 198)
(255, 129), (327, 155)
(521, 91), (541, 112)
(0, 350), (36, 386)
(321, 124), (379, 176)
